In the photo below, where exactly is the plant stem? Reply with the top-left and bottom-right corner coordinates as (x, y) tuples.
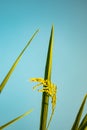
(39, 25), (54, 130)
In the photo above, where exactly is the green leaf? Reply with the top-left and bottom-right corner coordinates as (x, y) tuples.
(78, 114), (87, 130)
(84, 127), (87, 130)
(0, 109), (33, 129)
(0, 29), (39, 93)
(39, 25), (54, 130)
(71, 94), (87, 130)
(44, 25), (54, 80)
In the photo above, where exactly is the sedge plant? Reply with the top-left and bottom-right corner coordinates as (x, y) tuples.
(30, 25), (57, 130)
(0, 25), (87, 130)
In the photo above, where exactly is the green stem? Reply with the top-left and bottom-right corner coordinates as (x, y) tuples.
(39, 25), (54, 130)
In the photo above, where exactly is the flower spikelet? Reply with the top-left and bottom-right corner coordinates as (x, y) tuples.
(30, 77), (57, 128)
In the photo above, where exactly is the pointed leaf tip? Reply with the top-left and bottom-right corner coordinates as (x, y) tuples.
(71, 94), (87, 130)
(0, 109), (33, 129)
(40, 26), (55, 130)
(79, 114), (87, 130)
(0, 29), (39, 93)
(52, 24), (54, 31)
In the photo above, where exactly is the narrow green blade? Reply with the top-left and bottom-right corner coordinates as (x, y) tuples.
(39, 25), (54, 130)
(0, 109), (33, 129)
(0, 29), (39, 93)
(44, 25), (54, 80)
(84, 126), (87, 130)
(78, 114), (87, 130)
(71, 94), (87, 130)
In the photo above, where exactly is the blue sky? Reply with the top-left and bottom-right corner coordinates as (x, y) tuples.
(0, 0), (87, 130)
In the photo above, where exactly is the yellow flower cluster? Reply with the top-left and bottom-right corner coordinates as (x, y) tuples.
(30, 77), (57, 128)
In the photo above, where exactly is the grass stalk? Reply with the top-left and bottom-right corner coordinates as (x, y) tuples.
(39, 25), (54, 130)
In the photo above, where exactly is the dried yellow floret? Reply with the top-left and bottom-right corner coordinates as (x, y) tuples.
(30, 77), (57, 129)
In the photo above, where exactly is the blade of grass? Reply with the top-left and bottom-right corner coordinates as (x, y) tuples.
(39, 25), (54, 130)
(0, 29), (39, 93)
(0, 109), (33, 129)
(84, 127), (87, 130)
(78, 114), (87, 130)
(71, 94), (87, 130)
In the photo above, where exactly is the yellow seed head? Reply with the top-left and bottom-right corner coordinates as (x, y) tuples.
(30, 77), (57, 128)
